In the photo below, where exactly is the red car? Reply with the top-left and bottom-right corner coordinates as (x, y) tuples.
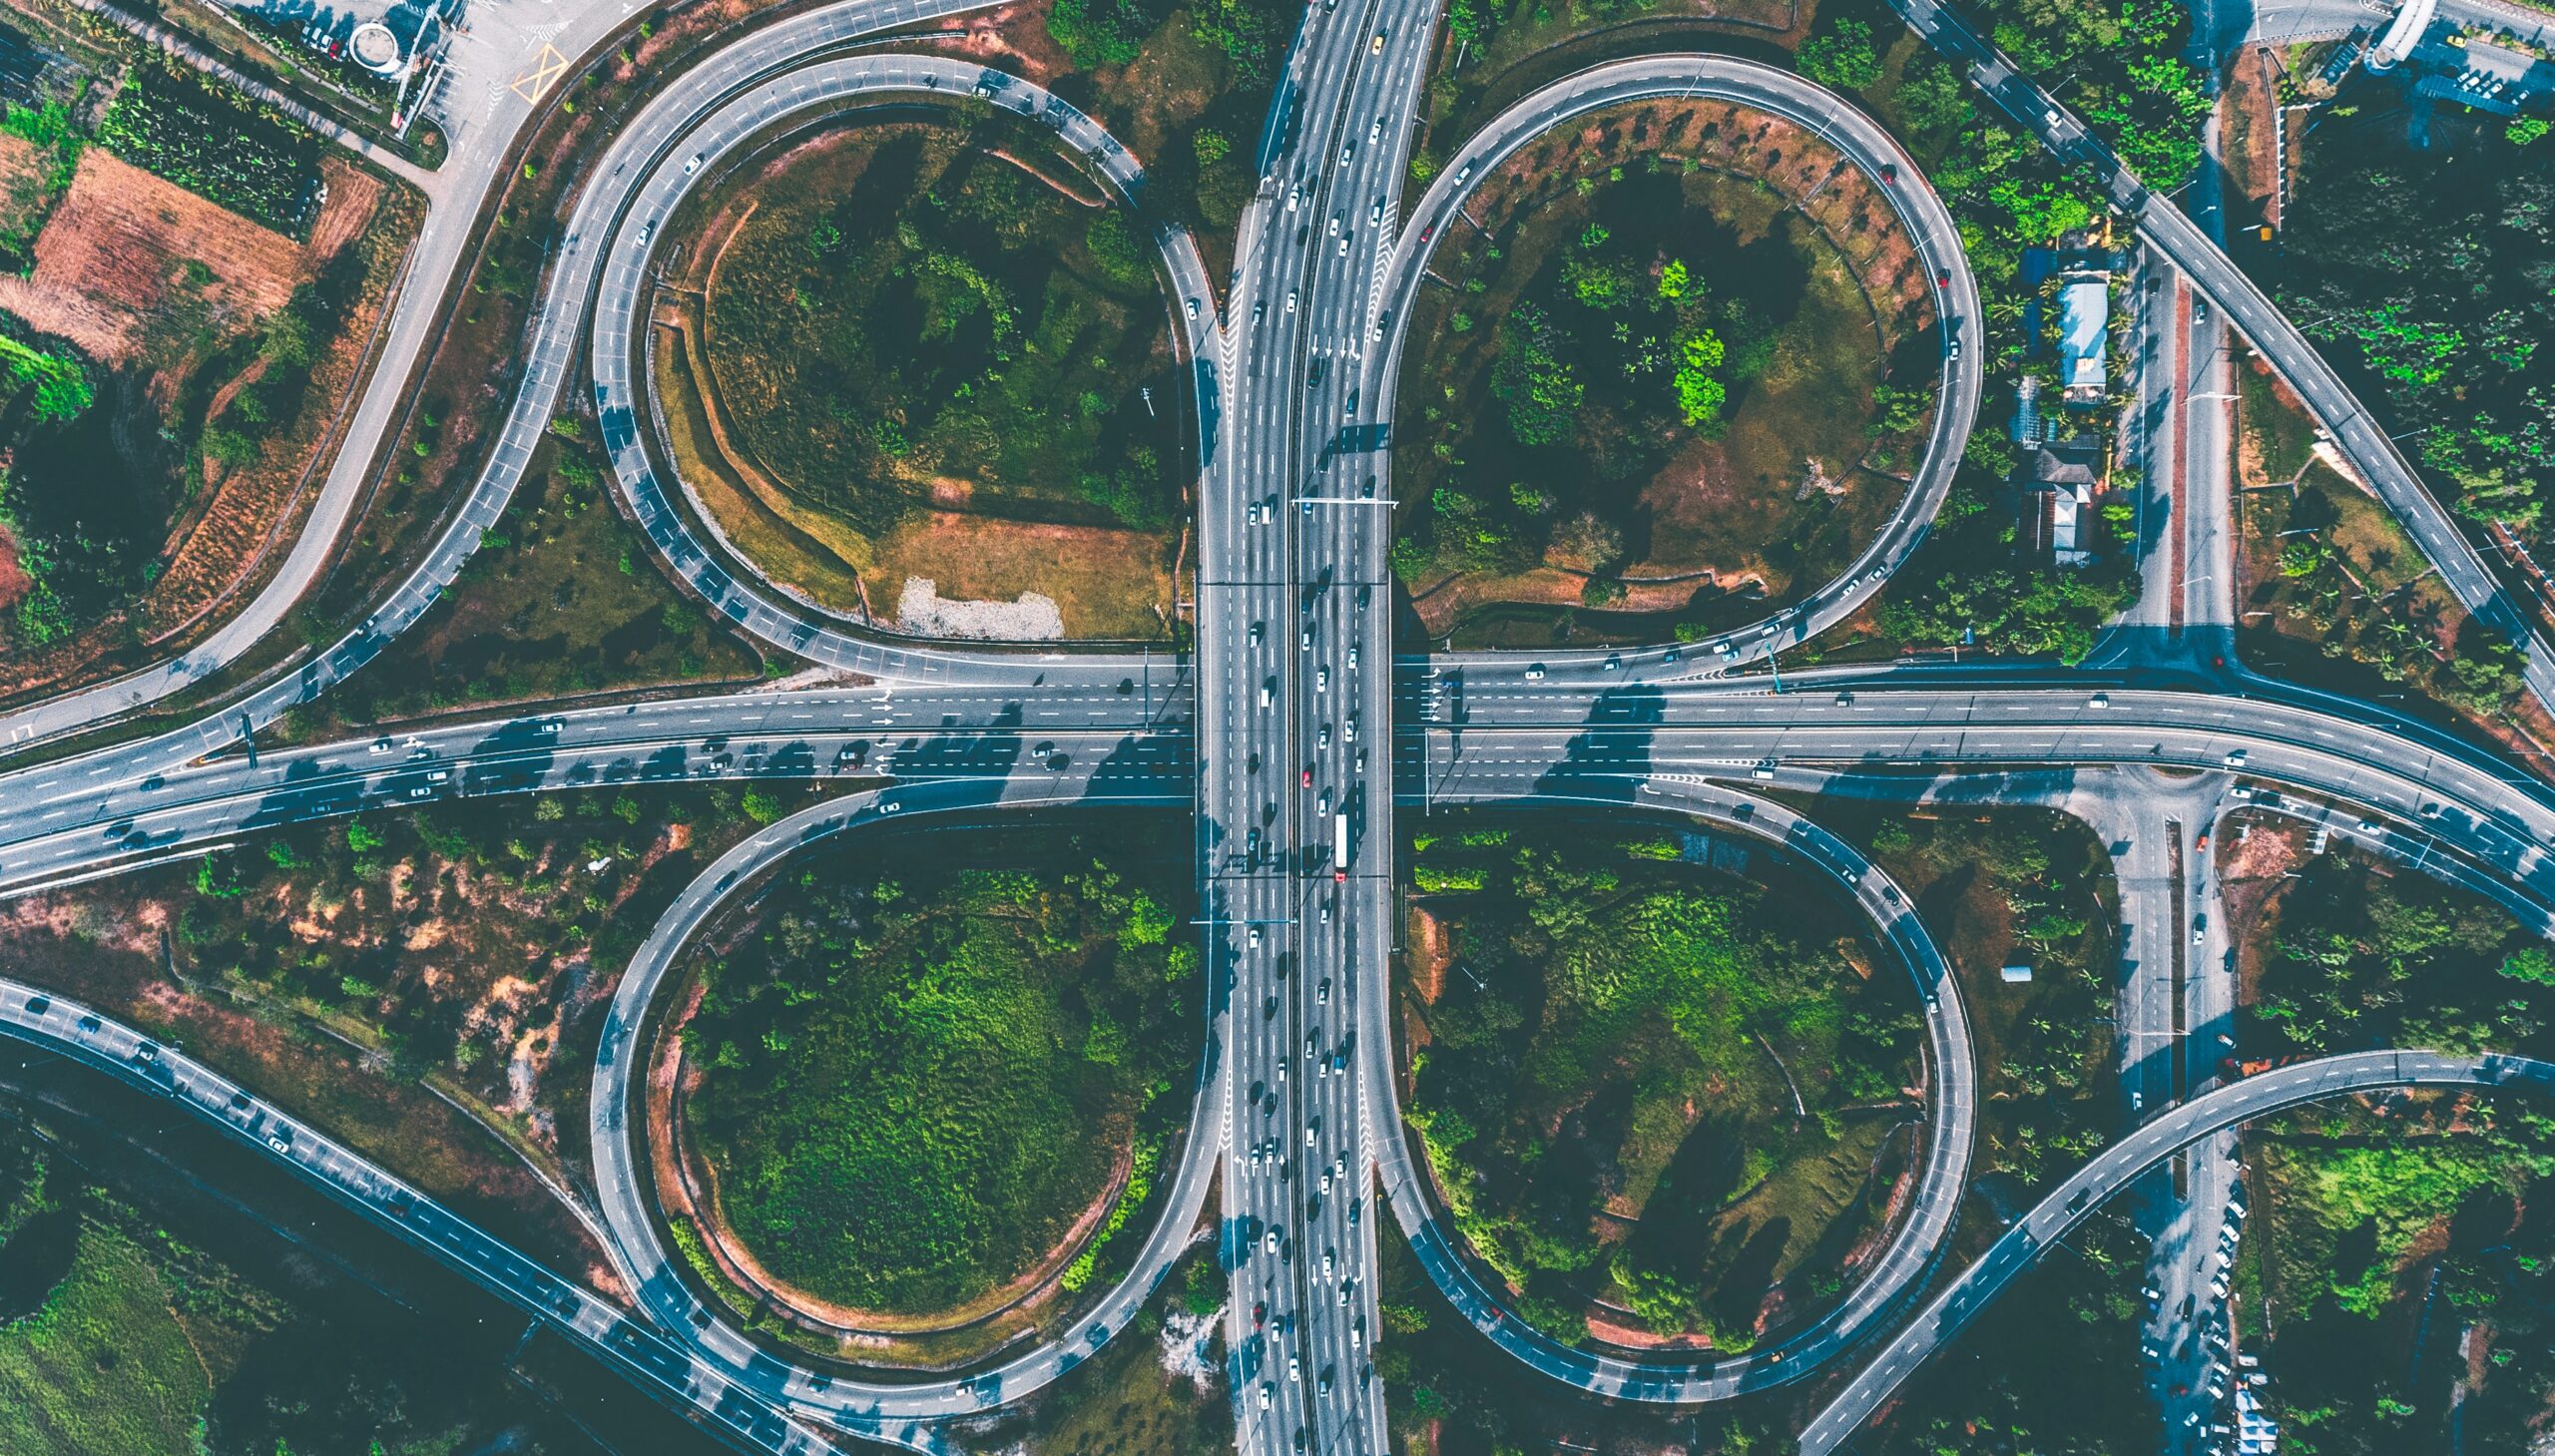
(1417, 224), (1435, 244)
(1253, 1301), (1267, 1326)
(1936, 268), (1951, 287)
(1302, 767), (1314, 786)
(1880, 163), (1897, 184)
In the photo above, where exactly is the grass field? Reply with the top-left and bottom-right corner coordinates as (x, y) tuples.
(0, 1220), (213, 1455)
(1400, 813), (1920, 1348)
(1392, 101), (1911, 648)
(684, 820), (1198, 1314)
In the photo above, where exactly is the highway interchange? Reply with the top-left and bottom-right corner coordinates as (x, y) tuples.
(0, 0), (2550, 1452)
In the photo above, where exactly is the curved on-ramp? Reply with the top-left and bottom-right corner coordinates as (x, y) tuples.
(588, 56), (1227, 667)
(585, 774), (1220, 1432)
(0, 973), (851, 1456)
(1363, 775), (1977, 1402)
(1370, 55), (1982, 684)
(1797, 1049), (2555, 1454)
(0, 0), (1013, 773)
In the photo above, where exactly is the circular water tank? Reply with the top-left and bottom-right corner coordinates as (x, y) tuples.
(349, 22), (403, 77)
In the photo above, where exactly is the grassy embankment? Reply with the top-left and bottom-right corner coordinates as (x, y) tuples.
(658, 121), (1182, 640)
(682, 821), (1200, 1316)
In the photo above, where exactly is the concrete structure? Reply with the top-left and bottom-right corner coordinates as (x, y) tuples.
(2367, 0), (2442, 70)
(348, 21), (402, 76)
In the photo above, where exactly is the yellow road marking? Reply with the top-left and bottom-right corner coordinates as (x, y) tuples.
(511, 43), (568, 104)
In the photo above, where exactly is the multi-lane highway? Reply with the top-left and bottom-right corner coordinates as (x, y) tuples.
(7, 0), (2555, 1449)
(1211, 1), (1439, 1450)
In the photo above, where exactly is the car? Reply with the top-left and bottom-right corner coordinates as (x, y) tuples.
(1347, 646), (1359, 670)
(1328, 214), (1342, 238)
(1882, 885), (1901, 904)
(1287, 185), (1301, 212)
(1315, 669), (1329, 693)
(1289, 1354), (1302, 1380)
(77, 1014), (100, 1034)
(1417, 224), (1434, 244)
(684, 153), (704, 174)
(1936, 267), (1951, 287)
(1880, 162), (1897, 183)
(2195, 832), (2210, 852)
(1339, 143), (1353, 164)
(2068, 1187), (2092, 1212)
(2224, 748), (2247, 767)
(1336, 235), (1349, 256)
(1318, 725), (1331, 747)
(1251, 623), (1265, 646)
(23, 994), (48, 1016)
(1277, 1056), (1288, 1080)
(1186, 297), (1200, 320)
(1370, 200), (1383, 225)
(1303, 767), (1314, 787)
(637, 221), (655, 244)
(2089, 692), (2110, 709)
(1317, 978), (1330, 1004)
(1713, 640), (1734, 656)
(1318, 1370), (1333, 1395)
(369, 736), (393, 754)
(1947, 337), (1961, 358)
(1249, 926), (1263, 947)
(1835, 690), (1853, 706)
(406, 785), (434, 799)
(1260, 1384), (1274, 1410)
(1370, 28), (1385, 51)
(2193, 916), (2208, 943)
(1254, 300), (1267, 321)
(1524, 664), (1546, 681)
(1286, 290), (1298, 313)
(1266, 1228), (1280, 1253)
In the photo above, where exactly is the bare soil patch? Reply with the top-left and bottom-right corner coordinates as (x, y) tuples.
(0, 148), (301, 364)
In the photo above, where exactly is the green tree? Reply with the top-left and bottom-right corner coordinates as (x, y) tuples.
(1797, 16), (1881, 90)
